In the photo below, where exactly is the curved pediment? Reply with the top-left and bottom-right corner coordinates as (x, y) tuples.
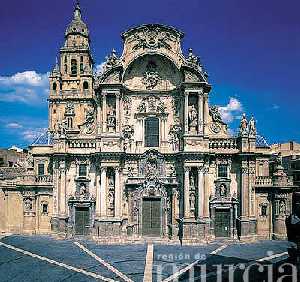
(121, 24), (185, 70)
(123, 54), (182, 91)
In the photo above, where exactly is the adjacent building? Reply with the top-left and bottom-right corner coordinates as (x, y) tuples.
(0, 3), (297, 241)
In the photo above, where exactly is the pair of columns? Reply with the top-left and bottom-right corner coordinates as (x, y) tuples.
(184, 90), (207, 135)
(101, 92), (120, 133)
(95, 166), (122, 218)
(183, 166), (207, 219)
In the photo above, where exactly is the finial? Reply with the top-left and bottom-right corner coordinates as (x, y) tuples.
(74, 0), (81, 19)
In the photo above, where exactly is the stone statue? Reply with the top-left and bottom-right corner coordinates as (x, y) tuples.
(279, 200), (286, 215)
(108, 174), (114, 186)
(24, 198), (33, 211)
(219, 184), (227, 197)
(189, 173), (195, 188)
(248, 116), (256, 136)
(189, 193), (195, 211)
(138, 100), (147, 113)
(187, 48), (199, 65)
(65, 102), (75, 115)
(188, 105), (198, 131)
(239, 113), (248, 136)
(169, 118), (182, 150)
(79, 183), (87, 200)
(107, 105), (116, 131)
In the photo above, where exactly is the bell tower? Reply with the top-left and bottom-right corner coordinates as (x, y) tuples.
(49, 1), (94, 134)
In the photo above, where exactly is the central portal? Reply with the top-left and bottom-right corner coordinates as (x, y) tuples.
(142, 198), (161, 236)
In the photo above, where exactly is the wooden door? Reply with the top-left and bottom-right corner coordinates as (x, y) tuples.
(142, 198), (161, 236)
(75, 207), (89, 235)
(215, 209), (230, 237)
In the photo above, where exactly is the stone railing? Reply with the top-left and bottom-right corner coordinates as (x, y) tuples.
(18, 174), (53, 185)
(255, 176), (273, 186)
(68, 140), (96, 149)
(209, 138), (237, 149)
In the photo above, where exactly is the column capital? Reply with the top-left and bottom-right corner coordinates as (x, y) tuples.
(184, 166), (191, 173)
(100, 166), (107, 173)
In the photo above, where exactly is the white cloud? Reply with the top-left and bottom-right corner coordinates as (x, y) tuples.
(0, 71), (49, 104)
(22, 127), (47, 142)
(6, 122), (23, 129)
(219, 97), (243, 123)
(95, 62), (106, 75)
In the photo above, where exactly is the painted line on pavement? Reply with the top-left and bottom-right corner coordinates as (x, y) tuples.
(210, 244), (228, 255)
(162, 244), (228, 282)
(0, 241), (115, 282)
(74, 241), (133, 282)
(143, 244), (154, 282)
(257, 251), (288, 262)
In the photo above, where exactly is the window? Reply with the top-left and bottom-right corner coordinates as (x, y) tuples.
(67, 117), (73, 129)
(145, 117), (159, 147)
(79, 164), (87, 177)
(80, 56), (84, 74)
(83, 81), (89, 90)
(218, 164), (228, 178)
(42, 203), (48, 214)
(71, 59), (77, 76)
(38, 163), (45, 176)
(53, 82), (57, 91)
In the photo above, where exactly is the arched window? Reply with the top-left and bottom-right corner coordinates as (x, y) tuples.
(83, 81), (89, 90)
(145, 117), (159, 147)
(71, 59), (77, 76)
(52, 82), (57, 91)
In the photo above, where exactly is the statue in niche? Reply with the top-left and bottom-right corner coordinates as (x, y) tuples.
(145, 152), (158, 179)
(188, 104), (198, 132)
(24, 198), (33, 211)
(108, 173), (115, 187)
(239, 113), (248, 136)
(279, 200), (286, 215)
(219, 184), (227, 197)
(108, 190), (115, 212)
(189, 173), (196, 188)
(107, 104), (116, 132)
(248, 116), (256, 136)
(189, 192), (195, 211)
(79, 183), (87, 200)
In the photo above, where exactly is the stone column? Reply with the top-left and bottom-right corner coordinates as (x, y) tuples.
(100, 167), (107, 217)
(184, 91), (189, 134)
(203, 166), (210, 218)
(97, 100), (101, 134)
(115, 93), (120, 132)
(241, 160), (249, 219)
(95, 167), (101, 217)
(59, 160), (66, 216)
(197, 166), (204, 219)
(203, 93), (209, 135)
(198, 92), (203, 135)
(184, 166), (190, 218)
(115, 167), (121, 218)
(102, 92), (107, 133)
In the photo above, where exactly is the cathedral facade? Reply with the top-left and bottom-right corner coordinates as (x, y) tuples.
(0, 3), (296, 242)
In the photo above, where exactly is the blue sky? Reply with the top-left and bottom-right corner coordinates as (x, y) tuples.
(0, 0), (299, 148)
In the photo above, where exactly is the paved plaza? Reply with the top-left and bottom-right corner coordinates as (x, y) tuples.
(0, 235), (298, 281)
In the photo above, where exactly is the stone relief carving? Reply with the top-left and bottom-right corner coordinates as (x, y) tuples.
(103, 49), (121, 72)
(168, 118), (182, 150)
(139, 150), (165, 180)
(78, 104), (95, 134)
(137, 95), (167, 115)
(132, 27), (171, 51)
(65, 101), (75, 115)
(142, 61), (161, 89)
(209, 106), (223, 124)
(24, 198), (33, 212)
(122, 124), (134, 151)
(184, 70), (200, 82)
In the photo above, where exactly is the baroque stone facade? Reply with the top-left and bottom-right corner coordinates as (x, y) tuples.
(0, 3), (297, 241)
